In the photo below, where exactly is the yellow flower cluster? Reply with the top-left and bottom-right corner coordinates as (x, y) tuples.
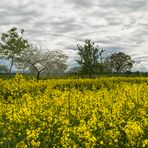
(0, 74), (147, 147)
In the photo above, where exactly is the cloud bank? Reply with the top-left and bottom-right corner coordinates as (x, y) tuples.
(0, 0), (148, 71)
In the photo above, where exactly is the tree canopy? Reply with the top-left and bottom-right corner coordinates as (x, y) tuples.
(105, 52), (134, 73)
(75, 39), (104, 77)
(0, 27), (29, 73)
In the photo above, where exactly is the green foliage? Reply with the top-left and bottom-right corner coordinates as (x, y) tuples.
(0, 27), (29, 73)
(105, 52), (134, 73)
(75, 39), (104, 77)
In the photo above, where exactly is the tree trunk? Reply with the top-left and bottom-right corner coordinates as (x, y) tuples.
(37, 71), (40, 80)
(9, 57), (14, 74)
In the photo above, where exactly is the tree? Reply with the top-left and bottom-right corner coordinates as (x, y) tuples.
(0, 27), (29, 73)
(66, 66), (81, 75)
(17, 45), (68, 79)
(105, 52), (134, 73)
(44, 50), (68, 76)
(0, 64), (8, 73)
(75, 39), (104, 77)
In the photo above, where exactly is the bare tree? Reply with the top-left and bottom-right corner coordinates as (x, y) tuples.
(17, 45), (68, 79)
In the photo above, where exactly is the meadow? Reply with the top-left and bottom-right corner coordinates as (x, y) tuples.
(0, 74), (147, 147)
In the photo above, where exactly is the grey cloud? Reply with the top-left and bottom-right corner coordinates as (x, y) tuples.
(100, 0), (148, 11)
(127, 27), (148, 48)
(133, 56), (148, 61)
(64, 0), (96, 8)
(133, 60), (148, 72)
(0, 0), (42, 27)
(49, 18), (81, 34)
(0, 0), (148, 71)
(97, 36), (123, 44)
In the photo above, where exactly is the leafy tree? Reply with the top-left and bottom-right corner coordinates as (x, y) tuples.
(17, 45), (68, 79)
(0, 64), (8, 73)
(105, 52), (134, 73)
(0, 27), (29, 73)
(75, 39), (104, 77)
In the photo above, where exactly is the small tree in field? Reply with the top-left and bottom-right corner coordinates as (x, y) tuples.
(75, 39), (104, 77)
(17, 45), (68, 79)
(105, 52), (134, 73)
(0, 27), (29, 73)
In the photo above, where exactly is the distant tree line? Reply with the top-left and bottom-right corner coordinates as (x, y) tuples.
(0, 27), (135, 79)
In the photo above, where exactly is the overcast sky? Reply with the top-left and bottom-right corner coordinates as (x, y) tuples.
(0, 0), (148, 71)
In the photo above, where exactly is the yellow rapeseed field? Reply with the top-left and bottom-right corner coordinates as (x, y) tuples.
(0, 74), (147, 147)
